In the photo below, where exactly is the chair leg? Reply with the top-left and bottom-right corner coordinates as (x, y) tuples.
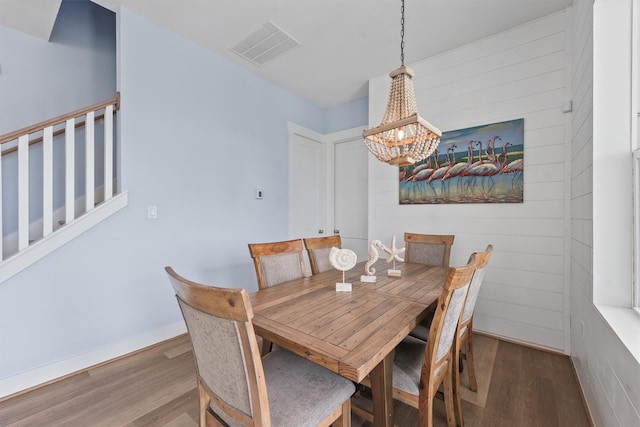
(260, 338), (273, 356)
(418, 388), (435, 427)
(443, 361), (458, 427)
(332, 399), (352, 427)
(465, 332), (478, 392)
(453, 343), (464, 426)
(198, 384), (209, 427)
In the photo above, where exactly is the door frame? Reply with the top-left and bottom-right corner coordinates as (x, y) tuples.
(288, 122), (327, 239)
(325, 126), (366, 236)
(288, 123), (365, 240)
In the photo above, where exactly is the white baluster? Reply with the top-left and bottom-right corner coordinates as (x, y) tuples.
(104, 105), (113, 201)
(85, 112), (95, 212)
(18, 135), (29, 251)
(43, 126), (53, 236)
(65, 118), (75, 225)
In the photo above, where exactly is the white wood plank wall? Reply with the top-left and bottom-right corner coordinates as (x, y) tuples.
(368, 11), (569, 352)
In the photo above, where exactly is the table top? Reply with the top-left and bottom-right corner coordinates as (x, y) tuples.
(250, 261), (448, 383)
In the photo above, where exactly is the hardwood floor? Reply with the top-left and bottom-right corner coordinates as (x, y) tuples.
(0, 333), (590, 426)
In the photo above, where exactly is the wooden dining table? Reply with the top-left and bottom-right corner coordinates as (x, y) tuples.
(250, 260), (449, 427)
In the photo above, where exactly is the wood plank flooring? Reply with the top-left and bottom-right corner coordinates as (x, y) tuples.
(0, 333), (590, 426)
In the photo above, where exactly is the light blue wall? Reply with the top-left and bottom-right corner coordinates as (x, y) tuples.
(0, 4), (365, 384)
(325, 96), (368, 133)
(0, 0), (116, 134)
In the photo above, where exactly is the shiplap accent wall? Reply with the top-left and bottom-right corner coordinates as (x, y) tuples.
(368, 11), (569, 352)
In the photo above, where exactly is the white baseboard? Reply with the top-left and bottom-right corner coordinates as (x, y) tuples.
(0, 320), (187, 399)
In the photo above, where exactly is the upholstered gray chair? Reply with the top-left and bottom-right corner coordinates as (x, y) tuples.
(409, 245), (493, 394)
(406, 233), (455, 343)
(248, 239), (306, 290)
(404, 233), (455, 266)
(248, 239), (307, 354)
(356, 256), (476, 427)
(303, 235), (342, 275)
(166, 267), (355, 427)
(448, 245), (493, 424)
(393, 256), (476, 427)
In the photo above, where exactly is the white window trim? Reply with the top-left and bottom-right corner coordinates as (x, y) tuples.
(634, 149), (640, 311)
(635, 0), (640, 315)
(593, 0), (640, 365)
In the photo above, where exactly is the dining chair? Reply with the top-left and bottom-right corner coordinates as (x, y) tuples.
(405, 233), (455, 341)
(404, 232), (455, 266)
(248, 239), (307, 354)
(165, 267), (355, 427)
(409, 246), (493, 396)
(248, 239), (306, 290)
(303, 234), (342, 275)
(451, 245), (493, 421)
(356, 255), (477, 427)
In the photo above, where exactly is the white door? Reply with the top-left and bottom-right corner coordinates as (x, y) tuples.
(289, 125), (368, 268)
(333, 134), (368, 261)
(289, 126), (326, 241)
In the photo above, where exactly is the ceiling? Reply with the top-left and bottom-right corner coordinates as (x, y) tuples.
(1, 0), (572, 108)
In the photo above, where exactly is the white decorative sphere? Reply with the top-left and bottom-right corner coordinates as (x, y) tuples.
(329, 247), (357, 271)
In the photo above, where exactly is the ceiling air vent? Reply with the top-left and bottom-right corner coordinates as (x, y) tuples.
(230, 21), (299, 67)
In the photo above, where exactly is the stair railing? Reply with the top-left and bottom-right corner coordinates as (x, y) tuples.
(0, 93), (124, 280)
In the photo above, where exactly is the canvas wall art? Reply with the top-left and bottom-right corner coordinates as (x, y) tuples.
(399, 118), (524, 204)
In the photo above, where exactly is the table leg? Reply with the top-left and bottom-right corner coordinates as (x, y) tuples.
(369, 349), (394, 427)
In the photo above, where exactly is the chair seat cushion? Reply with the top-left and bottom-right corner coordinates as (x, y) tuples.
(393, 335), (427, 396)
(263, 348), (355, 426)
(408, 309), (434, 341)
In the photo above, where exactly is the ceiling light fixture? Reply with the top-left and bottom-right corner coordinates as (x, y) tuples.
(362, 0), (442, 167)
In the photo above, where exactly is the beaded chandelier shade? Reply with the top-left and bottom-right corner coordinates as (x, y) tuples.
(362, 0), (441, 167)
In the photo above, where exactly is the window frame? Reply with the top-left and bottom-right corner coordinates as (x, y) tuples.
(634, 149), (640, 311)
(634, 0), (640, 314)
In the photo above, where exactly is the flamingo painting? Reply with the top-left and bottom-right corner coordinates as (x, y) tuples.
(399, 118), (524, 204)
(428, 145), (457, 196)
(443, 140), (475, 182)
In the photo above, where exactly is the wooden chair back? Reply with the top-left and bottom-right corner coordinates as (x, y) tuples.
(303, 234), (342, 275)
(165, 267), (269, 426)
(418, 255), (476, 426)
(248, 239), (306, 290)
(404, 233), (455, 266)
(453, 244), (494, 405)
(424, 256), (475, 375)
(460, 245), (493, 328)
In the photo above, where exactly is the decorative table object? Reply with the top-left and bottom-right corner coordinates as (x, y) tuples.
(361, 240), (380, 283)
(329, 247), (357, 291)
(378, 236), (405, 277)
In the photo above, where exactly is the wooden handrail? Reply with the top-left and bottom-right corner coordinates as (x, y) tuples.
(1, 113), (108, 157)
(0, 92), (119, 146)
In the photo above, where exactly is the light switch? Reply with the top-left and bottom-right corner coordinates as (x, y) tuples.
(255, 189), (263, 199)
(147, 205), (158, 219)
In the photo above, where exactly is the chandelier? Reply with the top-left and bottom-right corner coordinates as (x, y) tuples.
(362, 0), (442, 167)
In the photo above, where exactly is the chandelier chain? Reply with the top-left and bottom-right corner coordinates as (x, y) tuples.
(400, 0), (405, 66)
(362, 0), (442, 167)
